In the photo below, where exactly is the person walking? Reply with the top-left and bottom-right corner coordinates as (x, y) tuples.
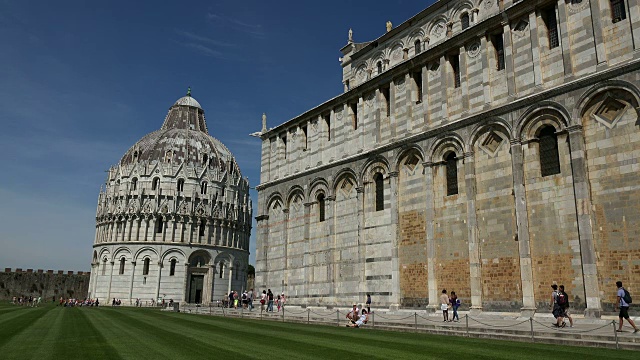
(280, 293), (286, 312)
(558, 285), (573, 327)
(450, 291), (460, 322)
(248, 288), (254, 311)
(616, 281), (639, 333)
(550, 284), (565, 328)
(260, 290), (267, 312)
(440, 289), (450, 322)
(267, 289), (274, 312)
(366, 294), (372, 314)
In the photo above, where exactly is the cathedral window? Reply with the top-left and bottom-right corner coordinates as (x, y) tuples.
(201, 181), (208, 195)
(301, 124), (308, 150)
(323, 114), (331, 141)
(445, 152), (459, 196)
(131, 178), (138, 191)
(119, 258), (125, 275)
(377, 61), (383, 75)
(102, 259), (107, 276)
(542, 6), (559, 49)
(449, 53), (461, 88)
(282, 135), (287, 159)
(177, 179), (184, 192)
(461, 13), (470, 30)
(317, 193), (326, 222)
(539, 126), (561, 177)
(492, 32), (505, 71)
(143, 258), (150, 276)
(381, 86), (391, 117)
(374, 172), (384, 211)
(156, 216), (163, 233)
(412, 69), (423, 104)
(610, 0), (626, 23)
(199, 220), (206, 237)
(219, 263), (224, 278)
(350, 102), (358, 130)
(152, 177), (160, 191)
(169, 259), (176, 276)
(414, 40), (421, 55)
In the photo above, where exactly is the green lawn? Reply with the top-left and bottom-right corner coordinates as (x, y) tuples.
(0, 304), (636, 359)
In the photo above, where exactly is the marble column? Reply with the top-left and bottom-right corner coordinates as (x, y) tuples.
(107, 261), (115, 301)
(208, 265), (216, 305)
(423, 162), (439, 311)
(510, 139), (536, 316)
(129, 261), (136, 304)
(388, 172), (401, 310)
(155, 261), (163, 303)
(567, 125), (601, 317)
(182, 264), (190, 303)
(463, 152), (482, 314)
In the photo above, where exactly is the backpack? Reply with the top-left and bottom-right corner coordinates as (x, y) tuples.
(556, 292), (567, 307)
(622, 288), (633, 304)
(242, 293), (247, 300)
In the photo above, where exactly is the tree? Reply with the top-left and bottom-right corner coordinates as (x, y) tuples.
(247, 264), (255, 277)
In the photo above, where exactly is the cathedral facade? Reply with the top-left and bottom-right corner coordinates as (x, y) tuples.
(255, 0), (640, 316)
(89, 93), (252, 305)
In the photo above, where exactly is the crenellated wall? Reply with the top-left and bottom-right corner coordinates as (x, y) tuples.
(0, 268), (90, 301)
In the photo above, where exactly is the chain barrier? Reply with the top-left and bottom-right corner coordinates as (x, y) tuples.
(416, 313), (454, 323)
(468, 317), (530, 328)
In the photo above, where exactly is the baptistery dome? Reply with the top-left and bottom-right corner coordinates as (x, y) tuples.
(88, 91), (252, 305)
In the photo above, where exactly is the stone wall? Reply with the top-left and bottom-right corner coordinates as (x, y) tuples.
(0, 268), (90, 301)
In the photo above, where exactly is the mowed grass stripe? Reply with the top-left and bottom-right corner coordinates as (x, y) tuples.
(50, 307), (122, 359)
(135, 309), (364, 359)
(0, 306), (51, 348)
(95, 308), (250, 358)
(0, 305), (62, 358)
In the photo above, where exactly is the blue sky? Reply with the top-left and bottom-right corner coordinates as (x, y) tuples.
(0, 0), (433, 271)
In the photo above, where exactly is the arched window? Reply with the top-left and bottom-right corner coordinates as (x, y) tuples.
(201, 182), (208, 195)
(374, 173), (384, 211)
(611, 0), (626, 23)
(377, 61), (383, 74)
(143, 258), (150, 276)
(219, 263), (224, 278)
(177, 179), (185, 192)
(539, 126), (561, 176)
(317, 193), (326, 222)
(119, 258), (125, 275)
(131, 178), (138, 191)
(461, 13), (470, 30)
(152, 177), (160, 191)
(133, 151), (139, 160)
(445, 152), (458, 196)
(199, 219), (206, 237)
(156, 216), (164, 233)
(169, 259), (176, 276)
(414, 40), (421, 54)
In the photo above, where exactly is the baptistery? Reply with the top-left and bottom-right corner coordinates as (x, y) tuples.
(89, 90), (252, 305)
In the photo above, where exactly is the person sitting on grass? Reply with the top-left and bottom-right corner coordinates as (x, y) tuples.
(346, 304), (359, 324)
(346, 309), (369, 328)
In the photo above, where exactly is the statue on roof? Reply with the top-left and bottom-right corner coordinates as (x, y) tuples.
(261, 113), (267, 133)
(187, 86), (192, 97)
(348, 28), (353, 42)
(386, 21), (392, 32)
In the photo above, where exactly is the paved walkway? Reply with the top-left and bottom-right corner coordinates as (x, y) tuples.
(180, 305), (640, 351)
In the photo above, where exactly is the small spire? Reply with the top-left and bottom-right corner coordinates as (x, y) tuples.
(187, 86), (191, 97)
(261, 112), (267, 133)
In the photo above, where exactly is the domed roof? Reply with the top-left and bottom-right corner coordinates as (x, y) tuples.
(119, 92), (240, 175)
(173, 95), (202, 109)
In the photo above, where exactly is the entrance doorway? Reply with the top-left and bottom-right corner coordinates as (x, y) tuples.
(189, 275), (204, 303)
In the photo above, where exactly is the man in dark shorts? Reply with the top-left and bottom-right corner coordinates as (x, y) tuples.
(616, 281), (639, 333)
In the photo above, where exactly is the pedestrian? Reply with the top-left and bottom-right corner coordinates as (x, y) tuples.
(277, 294), (281, 312)
(616, 281), (639, 333)
(450, 291), (460, 322)
(346, 304), (359, 324)
(267, 289), (274, 312)
(248, 288), (254, 311)
(228, 291), (234, 308)
(280, 293), (286, 312)
(440, 289), (449, 322)
(550, 284), (565, 328)
(233, 291), (239, 309)
(558, 285), (573, 328)
(260, 290), (267, 312)
(366, 294), (371, 314)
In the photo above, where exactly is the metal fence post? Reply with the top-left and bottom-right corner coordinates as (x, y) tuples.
(307, 308), (310, 324)
(465, 315), (470, 337)
(260, 306), (263, 320)
(209, 303), (211, 316)
(372, 312), (375, 327)
(530, 317), (534, 343)
(414, 312), (418, 331)
(337, 309), (340, 326)
(282, 306), (285, 322)
(222, 306), (225, 317)
(612, 321), (619, 350)
(241, 305), (244, 319)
